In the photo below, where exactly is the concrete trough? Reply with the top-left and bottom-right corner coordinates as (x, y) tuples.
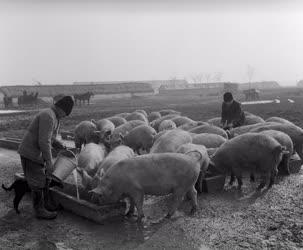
(14, 172), (126, 224)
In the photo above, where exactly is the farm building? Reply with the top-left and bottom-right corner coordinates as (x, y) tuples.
(74, 79), (188, 94)
(239, 81), (280, 90)
(0, 82), (155, 99)
(159, 82), (239, 97)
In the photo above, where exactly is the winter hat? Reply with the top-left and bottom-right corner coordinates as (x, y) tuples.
(223, 92), (233, 102)
(54, 95), (74, 116)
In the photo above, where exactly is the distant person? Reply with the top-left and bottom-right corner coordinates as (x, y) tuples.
(18, 96), (74, 220)
(221, 92), (245, 130)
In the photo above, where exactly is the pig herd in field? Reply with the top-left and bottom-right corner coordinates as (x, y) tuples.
(73, 109), (302, 221)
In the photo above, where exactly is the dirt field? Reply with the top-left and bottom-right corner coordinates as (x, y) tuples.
(0, 93), (302, 250)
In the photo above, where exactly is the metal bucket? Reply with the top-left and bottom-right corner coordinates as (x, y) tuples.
(52, 149), (77, 181)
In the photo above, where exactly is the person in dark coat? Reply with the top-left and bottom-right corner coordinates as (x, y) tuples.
(221, 92), (245, 130)
(18, 96), (74, 219)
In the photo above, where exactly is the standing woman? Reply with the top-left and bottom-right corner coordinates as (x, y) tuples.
(18, 96), (74, 219)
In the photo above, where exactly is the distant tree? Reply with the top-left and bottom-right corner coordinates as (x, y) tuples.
(247, 65), (255, 89)
(205, 73), (211, 83)
(213, 72), (223, 82)
(190, 73), (204, 83)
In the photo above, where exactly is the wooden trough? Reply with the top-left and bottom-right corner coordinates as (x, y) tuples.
(15, 172), (126, 224)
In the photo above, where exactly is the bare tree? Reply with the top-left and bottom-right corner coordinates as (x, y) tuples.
(247, 65), (255, 89)
(190, 73), (204, 83)
(205, 73), (211, 83)
(213, 72), (223, 82)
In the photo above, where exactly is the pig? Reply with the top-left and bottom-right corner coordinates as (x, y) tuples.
(112, 125), (157, 154)
(91, 119), (115, 138)
(249, 123), (303, 162)
(158, 109), (181, 116)
(135, 109), (148, 118)
(210, 133), (288, 191)
(150, 129), (192, 153)
(171, 116), (195, 127)
(191, 133), (226, 148)
(107, 116), (127, 127)
(258, 130), (294, 175)
(90, 152), (201, 220)
(148, 111), (161, 122)
(77, 142), (107, 177)
(150, 114), (181, 131)
(243, 115), (265, 125)
(111, 120), (146, 137)
(125, 112), (148, 124)
(179, 121), (208, 131)
(228, 122), (279, 138)
(189, 125), (228, 139)
(115, 112), (130, 118)
(110, 120), (147, 148)
(78, 145), (135, 190)
(207, 117), (222, 127)
(74, 121), (98, 150)
(265, 117), (295, 125)
(153, 130), (170, 142)
(177, 143), (210, 193)
(158, 119), (177, 132)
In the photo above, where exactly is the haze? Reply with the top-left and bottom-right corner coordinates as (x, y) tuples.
(0, 0), (303, 86)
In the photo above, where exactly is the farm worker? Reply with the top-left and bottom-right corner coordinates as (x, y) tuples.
(18, 96), (74, 220)
(221, 92), (245, 130)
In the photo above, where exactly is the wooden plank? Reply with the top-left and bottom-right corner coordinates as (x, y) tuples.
(0, 138), (20, 150)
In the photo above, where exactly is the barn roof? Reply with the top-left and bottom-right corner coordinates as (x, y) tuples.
(0, 82), (154, 98)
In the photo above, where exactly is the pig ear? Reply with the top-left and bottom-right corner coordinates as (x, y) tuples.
(281, 146), (290, 155)
(91, 119), (97, 125)
(185, 150), (202, 162)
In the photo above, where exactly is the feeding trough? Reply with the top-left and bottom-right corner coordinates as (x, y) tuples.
(201, 175), (226, 193)
(289, 154), (302, 174)
(14, 172), (126, 224)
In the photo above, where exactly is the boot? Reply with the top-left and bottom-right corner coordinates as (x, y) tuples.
(32, 189), (57, 220)
(43, 187), (59, 212)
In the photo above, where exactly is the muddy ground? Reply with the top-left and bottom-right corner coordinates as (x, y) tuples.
(0, 93), (302, 249)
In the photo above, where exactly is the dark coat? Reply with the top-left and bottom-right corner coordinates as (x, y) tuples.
(18, 107), (60, 164)
(221, 100), (245, 127)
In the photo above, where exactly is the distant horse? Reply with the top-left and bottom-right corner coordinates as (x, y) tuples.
(3, 95), (13, 109)
(74, 92), (94, 105)
(18, 91), (39, 106)
(53, 94), (65, 104)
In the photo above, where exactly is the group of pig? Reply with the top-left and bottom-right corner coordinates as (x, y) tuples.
(72, 109), (303, 221)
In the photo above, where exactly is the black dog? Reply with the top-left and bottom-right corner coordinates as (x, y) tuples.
(2, 177), (63, 214)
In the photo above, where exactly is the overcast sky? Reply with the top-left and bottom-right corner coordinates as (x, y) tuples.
(0, 0), (303, 85)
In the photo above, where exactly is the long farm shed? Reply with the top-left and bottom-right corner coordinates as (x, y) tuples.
(0, 82), (154, 98)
